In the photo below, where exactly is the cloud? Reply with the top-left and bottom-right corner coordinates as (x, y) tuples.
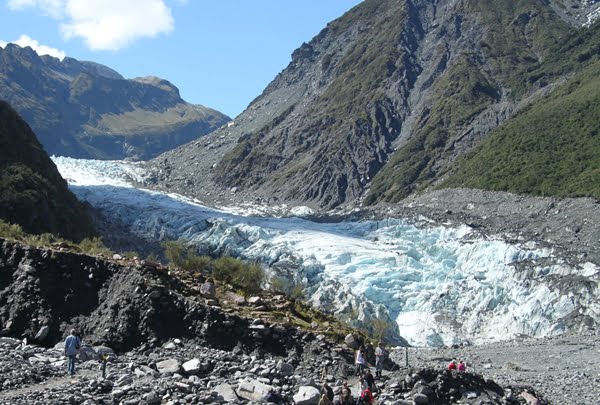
(7, 0), (64, 18)
(5, 0), (176, 51)
(0, 34), (66, 59)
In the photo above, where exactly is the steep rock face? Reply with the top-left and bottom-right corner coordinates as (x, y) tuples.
(149, 0), (600, 210)
(0, 44), (230, 160)
(0, 238), (308, 354)
(0, 101), (95, 241)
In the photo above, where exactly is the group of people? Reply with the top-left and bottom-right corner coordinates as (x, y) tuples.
(318, 379), (374, 405)
(316, 341), (387, 404)
(355, 341), (386, 378)
(447, 359), (467, 371)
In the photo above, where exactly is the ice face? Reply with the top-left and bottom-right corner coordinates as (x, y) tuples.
(53, 157), (600, 346)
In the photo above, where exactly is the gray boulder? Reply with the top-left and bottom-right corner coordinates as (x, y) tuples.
(293, 386), (320, 405)
(413, 393), (429, 404)
(200, 282), (216, 299)
(156, 358), (182, 374)
(214, 383), (238, 402)
(34, 326), (50, 342)
(182, 358), (202, 375)
(78, 346), (99, 361)
(345, 334), (360, 349)
(237, 378), (273, 402)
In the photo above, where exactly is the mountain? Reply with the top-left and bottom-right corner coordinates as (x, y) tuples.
(0, 101), (95, 241)
(148, 0), (600, 210)
(0, 44), (230, 160)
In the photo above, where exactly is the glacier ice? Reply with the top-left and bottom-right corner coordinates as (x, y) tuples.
(52, 157), (600, 347)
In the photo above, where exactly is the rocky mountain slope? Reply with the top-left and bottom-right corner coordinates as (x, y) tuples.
(148, 0), (600, 211)
(0, 101), (94, 241)
(0, 44), (230, 160)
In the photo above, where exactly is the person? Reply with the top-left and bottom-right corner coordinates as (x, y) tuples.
(64, 329), (81, 376)
(355, 347), (367, 375)
(321, 381), (334, 402)
(358, 387), (374, 404)
(458, 360), (466, 372)
(448, 360), (457, 370)
(375, 341), (386, 377)
(317, 393), (331, 405)
(339, 381), (353, 405)
(363, 368), (375, 392)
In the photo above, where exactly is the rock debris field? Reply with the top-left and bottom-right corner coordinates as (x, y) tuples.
(1, 330), (598, 404)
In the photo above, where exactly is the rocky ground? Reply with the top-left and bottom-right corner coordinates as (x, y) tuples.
(2, 329), (597, 404)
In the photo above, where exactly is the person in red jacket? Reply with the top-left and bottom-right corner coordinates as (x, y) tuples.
(359, 387), (374, 404)
(458, 360), (466, 371)
(448, 360), (457, 370)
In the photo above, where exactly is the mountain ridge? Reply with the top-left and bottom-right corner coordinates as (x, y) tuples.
(0, 44), (230, 160)
(147, 0), (600, 210)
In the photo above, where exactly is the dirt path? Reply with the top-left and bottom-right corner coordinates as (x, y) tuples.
(0, 369), (97, 404)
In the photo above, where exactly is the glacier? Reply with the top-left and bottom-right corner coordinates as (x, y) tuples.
(52, 156), (599, 347)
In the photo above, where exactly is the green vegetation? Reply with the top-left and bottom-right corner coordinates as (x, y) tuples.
(367, 55), (499, 203)
(0, 101), (96, 241)
(368, 8), (600, 204)
(314, 0), (406, 121)
(161, 239), (265, 295)
(442, 60), (600, 199)
(0, 219), (115, 256)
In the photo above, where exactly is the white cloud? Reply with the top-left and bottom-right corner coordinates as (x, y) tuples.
(5, 0), (176, 51)
(0, 34), (66, 59)
(7, 0), (64, 18)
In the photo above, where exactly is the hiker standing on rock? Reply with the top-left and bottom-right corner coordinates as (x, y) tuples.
(64, 329), (81, 376)
(375, 341), (386, 378)
(355, 347), (367, 375)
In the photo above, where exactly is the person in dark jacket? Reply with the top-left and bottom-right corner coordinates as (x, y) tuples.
(321, 381), (334, 402)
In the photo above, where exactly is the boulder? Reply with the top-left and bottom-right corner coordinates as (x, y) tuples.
(156, 358), (182, 374)
(182, 358), (202, 375)
(78, 346), (99, 361)
(248, 296), (263, 305)
(34, 326), (50, 342)
(277, 361), (294, 377)
(520, 392), (541, 405)
(214, 383), (238, 402)
(293, 386), (320, 405)
(237, 378), (273, 402)
(144, 392), (160, 405)
(344, 334), (360, 349)
(200, 282), (216, 299)
(413, 393), (429, 404)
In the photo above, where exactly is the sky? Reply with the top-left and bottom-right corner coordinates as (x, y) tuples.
(0, 0), (363, 118)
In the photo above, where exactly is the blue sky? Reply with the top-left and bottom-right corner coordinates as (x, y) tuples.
(0, 0), (363, 118)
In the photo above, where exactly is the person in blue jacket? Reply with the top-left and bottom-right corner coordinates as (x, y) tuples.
(64, 329), (81, 376)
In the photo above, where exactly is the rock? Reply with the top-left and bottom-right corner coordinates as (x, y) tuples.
(144, 391), (160, 405)
(413, 393), (429, 404)
(465, 391), (477, 399)
(200, 282), (216, 299)
(163, 341), (177, 350)
(293, 386), (320, 405)
(345, 334), (360, 349)
(182, 358), (202, 375)
(520, 391), (541, 405)
(214, 383), (238, 402)
(237, 378), (273, 402)
(248, 296), (263, 305)
(34, 326), (50, 341)
(78, 346), (98, 361)
(156, 358), (182, 374)
(277, 361), (294, 377)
